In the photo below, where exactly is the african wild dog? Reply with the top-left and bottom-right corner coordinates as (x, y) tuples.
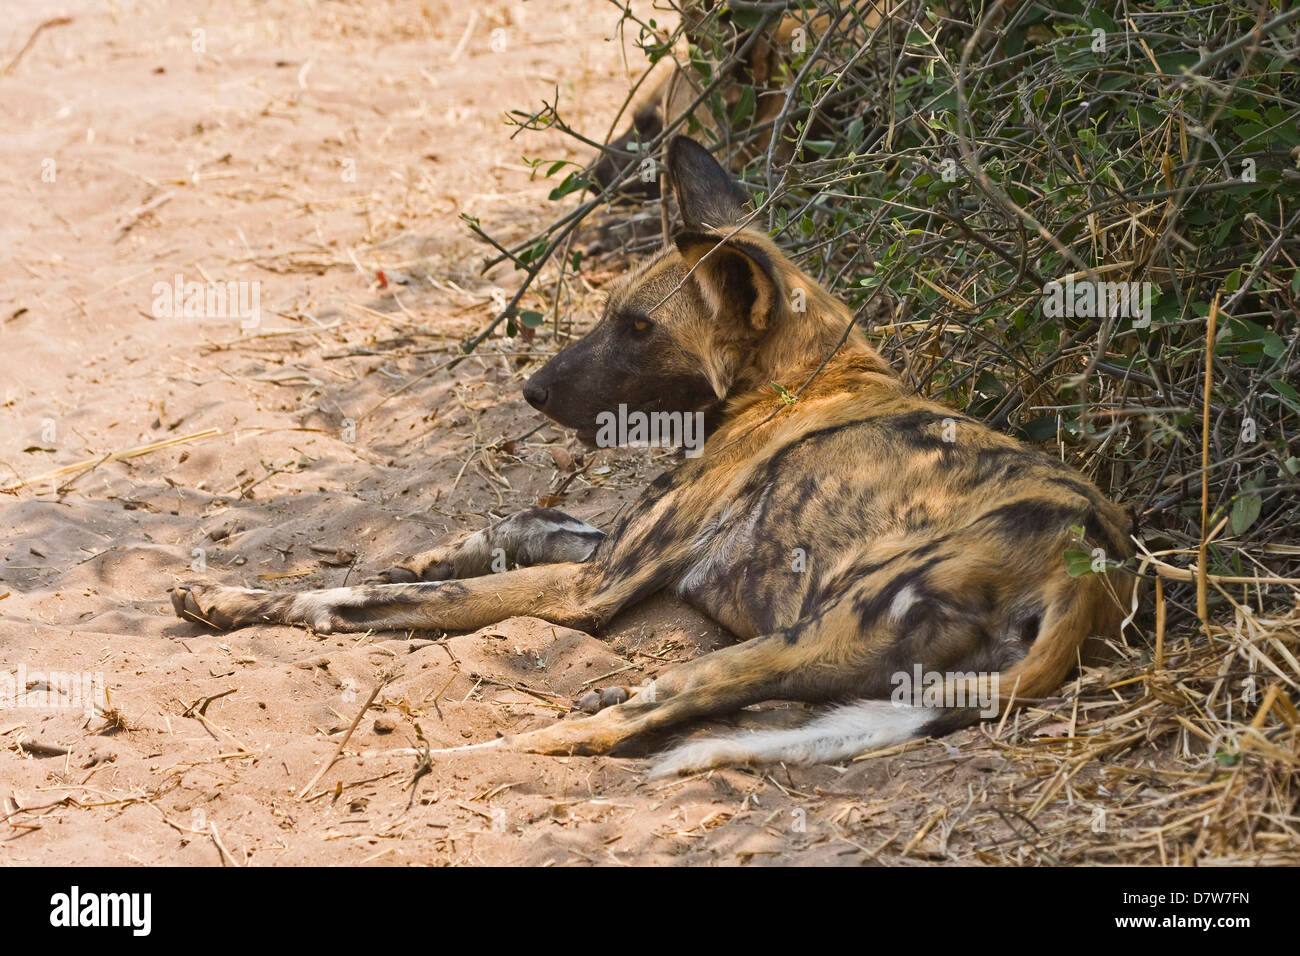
(171, 136), (1135, 775)
(592, 1), (917, 200)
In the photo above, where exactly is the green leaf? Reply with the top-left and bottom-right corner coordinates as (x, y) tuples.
(1230, 493), (1262, 535)
(516, 238), (550, 266)
(1155, 51), (1199, 74)
(1020, 415), (1060, 442)
(518, 310), (545, 329)
(770, 382), (797, 405)
(1064, 549), (1095, 577)
(1085, 9), (1118, 31)
(1221, 318), (1285, 359)
(730, 8), (764, 30)
(547, 171), (590, 201)
(1270, 379), (1300, 415)
(974, 370), (1006, 397)
(730, 85), (756, 128)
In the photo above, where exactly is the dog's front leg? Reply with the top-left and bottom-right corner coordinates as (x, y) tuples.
(172, 559), (625, 634)
(377, 507), (605, 582)
(174, 471), (692, 634)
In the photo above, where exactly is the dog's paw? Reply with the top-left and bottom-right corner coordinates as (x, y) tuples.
(171, 582), (230, 628)
(573, 685), (631, 714)
(365, 566), (416, 584)
(367, 551), (458, 584)
(169, 582), (288, 630)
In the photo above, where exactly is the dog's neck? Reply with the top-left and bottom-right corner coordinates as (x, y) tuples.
(732, 282), (899, 401)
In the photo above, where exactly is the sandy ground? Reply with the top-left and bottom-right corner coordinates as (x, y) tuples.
(0, 0), (1148, 866)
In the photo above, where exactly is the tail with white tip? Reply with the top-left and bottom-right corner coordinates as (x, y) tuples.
(649, 699), (930, 777)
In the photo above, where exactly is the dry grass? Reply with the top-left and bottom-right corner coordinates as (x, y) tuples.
(960, 601), (1299, 865)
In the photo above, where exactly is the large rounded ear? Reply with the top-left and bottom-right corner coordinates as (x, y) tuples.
(675, 230), (784, 332)
(667, 136), (749, 229)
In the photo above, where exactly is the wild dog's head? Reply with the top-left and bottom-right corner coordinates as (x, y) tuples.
(524, 136), (858, 445)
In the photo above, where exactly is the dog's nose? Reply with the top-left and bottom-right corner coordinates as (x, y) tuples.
(523, 378), (548, 411)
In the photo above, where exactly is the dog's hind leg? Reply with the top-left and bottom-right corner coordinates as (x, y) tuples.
(375, 508), (605, 582)
(492, 633), (828, 758)
(494, 598), (899, 759)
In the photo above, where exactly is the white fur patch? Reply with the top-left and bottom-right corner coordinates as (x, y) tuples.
(556, 515), (602, 535)
(676, 483), (773, 596)
(649, 700), (930, 777)
(887, 584), (920, 623)
(290, 585), (399, 633)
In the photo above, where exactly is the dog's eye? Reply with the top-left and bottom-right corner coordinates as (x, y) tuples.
(628, 314), (653, 334)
